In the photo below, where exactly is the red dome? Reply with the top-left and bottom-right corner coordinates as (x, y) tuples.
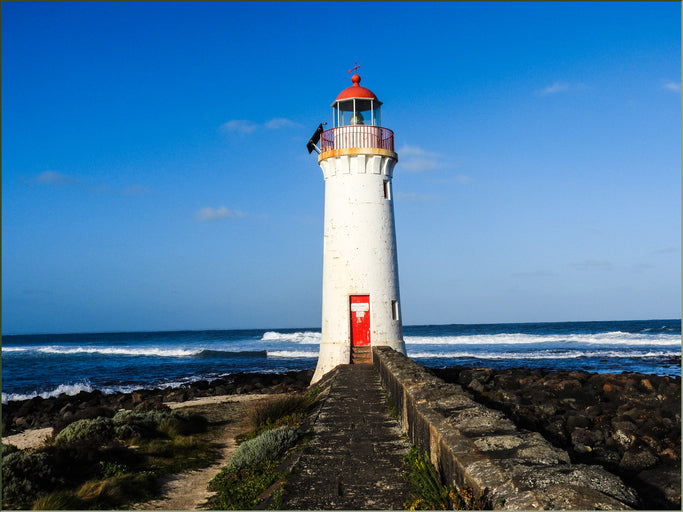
(334, 74), (381, 104)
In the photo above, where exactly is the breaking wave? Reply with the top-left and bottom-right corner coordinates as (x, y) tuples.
(405, 332), (681, 347)
(261, 331), (321, 344)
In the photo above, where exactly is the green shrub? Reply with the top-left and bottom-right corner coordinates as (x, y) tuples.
(229, 426), (298, 469)
(251, 395), (309, 428)
(99, 460), (128, 478)
(113, 409), (178, 427)
(2, 443), (20, 456)
(157, 413), (208, 437)
(112, 409), (206, 438)
(1, 451), (58, 508)
(208, 462), (280, 510)
(114, 423), (144, 440)
(54, 417), (116, 446)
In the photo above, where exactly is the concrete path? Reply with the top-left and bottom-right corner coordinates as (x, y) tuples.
(279, 364), (413, 510)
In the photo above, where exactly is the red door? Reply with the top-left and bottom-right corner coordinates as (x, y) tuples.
(350, 295), (371, 347)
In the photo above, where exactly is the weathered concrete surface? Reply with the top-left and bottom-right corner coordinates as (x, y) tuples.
(279, 364), (413, 510)
(374, 346), (641, 510)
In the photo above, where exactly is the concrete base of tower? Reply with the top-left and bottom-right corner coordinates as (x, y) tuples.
(311, 339), (407, 384)
(311, 341), (350, 384)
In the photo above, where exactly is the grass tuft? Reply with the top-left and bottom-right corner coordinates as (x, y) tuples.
(208, 460), (282, 510)
(403, 446), (487, 510)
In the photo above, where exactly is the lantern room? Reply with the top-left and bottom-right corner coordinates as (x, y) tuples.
(332, 73), (382, 128)
(307, 66), (395, 156)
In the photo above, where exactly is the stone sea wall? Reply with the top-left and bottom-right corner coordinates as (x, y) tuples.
(431, 366), (681, 509)
(373, 346), (643, 510)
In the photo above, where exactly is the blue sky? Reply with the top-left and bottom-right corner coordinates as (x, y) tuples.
(2, 2), (680, 334)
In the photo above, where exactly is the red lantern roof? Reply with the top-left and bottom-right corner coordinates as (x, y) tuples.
(334, 73), (382, 105)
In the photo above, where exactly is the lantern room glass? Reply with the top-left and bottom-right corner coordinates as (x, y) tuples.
(333, 98), (381, 128)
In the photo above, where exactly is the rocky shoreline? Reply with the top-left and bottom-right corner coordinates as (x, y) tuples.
(2, 370), (314, 437)
(3, 365), (680, 509)
(430, 366), (681, 509)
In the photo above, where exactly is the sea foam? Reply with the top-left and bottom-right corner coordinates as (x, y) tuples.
(261, 331), (321, 344)
(405, 332), (681, 346)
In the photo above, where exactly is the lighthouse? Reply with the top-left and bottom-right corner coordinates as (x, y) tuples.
(308, 66), (406, 384)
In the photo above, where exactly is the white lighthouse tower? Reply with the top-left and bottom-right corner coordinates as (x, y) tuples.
(308, 66), (406, 384)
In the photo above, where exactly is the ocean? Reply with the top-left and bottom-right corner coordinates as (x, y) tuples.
(2, 319), (680, 403)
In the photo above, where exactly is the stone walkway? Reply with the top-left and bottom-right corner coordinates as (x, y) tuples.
(279, 364), (413, 510)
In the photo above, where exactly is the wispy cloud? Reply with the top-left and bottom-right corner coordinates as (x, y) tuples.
(32, 170), (80, 186)
(662, 81), (681, 93)
(220, 117), (300, 134)
(220, 120), (259, 134)
(265, 117), (300, 129)
(397, 144), (443, 172)
(195, 206), (246, 222)
(538, 81), (590, 96)
(539, 81), (571, 95)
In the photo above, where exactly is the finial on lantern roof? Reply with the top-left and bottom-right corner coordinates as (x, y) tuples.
(348, 62), (361, 86)
(333, 63), (380, 103)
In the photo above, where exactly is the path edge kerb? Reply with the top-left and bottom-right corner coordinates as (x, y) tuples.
(372, 346), (640, 510)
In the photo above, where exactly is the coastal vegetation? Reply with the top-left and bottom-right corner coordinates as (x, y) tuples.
(1, 406), (213, 509)
(403, 446), (485, 510)
(207, 388), (320, 510)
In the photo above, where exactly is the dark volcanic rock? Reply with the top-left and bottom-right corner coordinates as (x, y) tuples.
(431, 366), (681, 509)
(1, 369), (314, 438)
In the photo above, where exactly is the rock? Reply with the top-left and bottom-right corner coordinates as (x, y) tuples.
(72, 406), (116, 422)
(193, 380), (210, 390)
(620, 447), (659, 472)
(571, 427), (604, 448)
(467, 379), (486, 394)
(556, 379), (581, 391)
(13, 417), (29, 429)
(636, 467), (682, 509)
(545, 418), (568, 445)
(566, 414), (591, 430)
(592, 446), (622, 469)
(640, 378), (655, 392)
(59, 403), (75, 415)
(603, 383), (621, 393)
(612, 421), (637, 450)
(134, 399), (170, 413)
(163, 389), (189, 403)
(430, 365), (680, 510)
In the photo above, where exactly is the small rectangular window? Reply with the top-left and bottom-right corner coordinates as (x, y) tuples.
(383, 180), (392, 200)
(391, 300), (399, 321)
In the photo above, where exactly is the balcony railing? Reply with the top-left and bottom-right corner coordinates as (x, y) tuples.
(320, 126), (394, 153)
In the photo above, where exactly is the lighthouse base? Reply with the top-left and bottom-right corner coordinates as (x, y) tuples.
(311, 339), (406, 384)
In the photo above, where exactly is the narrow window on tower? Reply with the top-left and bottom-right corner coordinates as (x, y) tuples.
(391, 300), (399, 321)
(383, 180), (392, 200)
